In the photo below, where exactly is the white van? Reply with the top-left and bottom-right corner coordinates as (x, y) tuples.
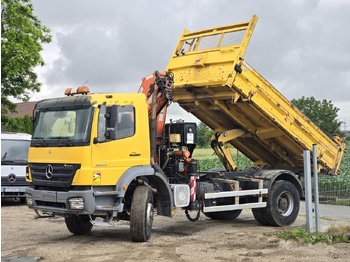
(1, 132), (32, 202)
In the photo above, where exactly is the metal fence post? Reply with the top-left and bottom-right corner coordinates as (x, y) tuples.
(313, 144), (321, 232)
(304, 150), (313, 233)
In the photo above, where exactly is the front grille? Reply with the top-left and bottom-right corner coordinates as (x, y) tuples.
(29, 163), (81, 189)
(1, 177), (28, 186)
(36, 200), (66, 209)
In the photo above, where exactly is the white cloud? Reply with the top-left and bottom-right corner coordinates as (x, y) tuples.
(29, 0), (350, 128)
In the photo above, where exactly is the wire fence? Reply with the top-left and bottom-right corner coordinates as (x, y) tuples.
(318, 176), (350, 206)
(314, 156), (350, 222)
(301, 145), (350, 225)
(317, 143), (350, 207)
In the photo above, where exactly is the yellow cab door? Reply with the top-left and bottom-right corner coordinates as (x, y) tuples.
(91, 96), (150, 186)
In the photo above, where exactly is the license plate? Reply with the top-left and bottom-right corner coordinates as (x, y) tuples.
(5, 188), (20, 192)
(41, 192), (57, 202)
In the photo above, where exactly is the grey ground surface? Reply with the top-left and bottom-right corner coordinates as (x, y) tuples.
(1, 199), (349, 262)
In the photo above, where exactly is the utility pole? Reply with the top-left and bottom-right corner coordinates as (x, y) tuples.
(344, 118), (347, 133)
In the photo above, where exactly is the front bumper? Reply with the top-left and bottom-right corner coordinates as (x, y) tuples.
(25, 187), (96, 215)
(1, 186), (28, 198)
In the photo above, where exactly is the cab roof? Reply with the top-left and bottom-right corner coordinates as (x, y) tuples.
(1, 132), (32, 141)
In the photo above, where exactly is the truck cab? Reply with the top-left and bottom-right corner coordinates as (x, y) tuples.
(1, 132), (32, 202)
(26, 87), (175, 241)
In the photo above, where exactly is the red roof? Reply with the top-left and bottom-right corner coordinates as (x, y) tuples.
(9, 101), (37, 118)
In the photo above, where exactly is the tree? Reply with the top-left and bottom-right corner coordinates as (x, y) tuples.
(1, 0), (51, 123)
(197, 122), (214, 148)
(3, 114), (33, 134)
(291, 96), (342, 137)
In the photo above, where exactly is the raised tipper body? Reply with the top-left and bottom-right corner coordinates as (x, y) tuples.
(167, 15), (345, 175)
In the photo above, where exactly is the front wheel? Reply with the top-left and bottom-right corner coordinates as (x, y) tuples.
(65, 214), (93, 235)
(130, 185), (154, 242)
(263, 180), (300, 226)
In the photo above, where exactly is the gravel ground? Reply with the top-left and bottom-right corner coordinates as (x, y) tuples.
(1, 199), (349, 262)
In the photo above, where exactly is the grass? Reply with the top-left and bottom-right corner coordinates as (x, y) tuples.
(334, 199), (350, 205)
(192, 147), (239, 159)
(319, 198), (350, 206)
(192, 148), (217, 159)
(328, 224), (350, 234)
(277, 226), (350, 244)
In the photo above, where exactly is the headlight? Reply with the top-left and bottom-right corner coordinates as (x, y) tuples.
(68, 197), (84, 210)
(26, 166), (31, 181)
(26, 194), (33, 206)
(171, 184), (190, 207)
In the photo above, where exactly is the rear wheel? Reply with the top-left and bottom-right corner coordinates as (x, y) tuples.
(130, 186), (154, 242)
(252, 208), (270, 225)
(263, 180), (300, 226)
(204, 209), (242, 220)
(65, 214), (93, 235)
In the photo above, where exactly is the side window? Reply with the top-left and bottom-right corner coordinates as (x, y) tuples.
(97, 105), (135, 142)
(115, 105), (135, 139)
(97, 105), (107, 142)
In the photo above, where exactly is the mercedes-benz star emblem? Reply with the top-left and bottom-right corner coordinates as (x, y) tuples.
(46, 164), (54, 179)
(8, 173), (16, 182)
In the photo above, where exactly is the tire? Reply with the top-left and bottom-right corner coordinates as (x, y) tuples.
(65, 214), (93, 235)
(204, 210), (242, 220)
(252, 208), (270, 225)
(264, 180), (300, 226)
(130, 186), (154, 242)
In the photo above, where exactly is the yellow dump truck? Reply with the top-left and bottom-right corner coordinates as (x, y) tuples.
(26, 15), (346, 242)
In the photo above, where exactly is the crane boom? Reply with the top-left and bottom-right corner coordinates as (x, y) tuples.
(138, 71), (174, 163)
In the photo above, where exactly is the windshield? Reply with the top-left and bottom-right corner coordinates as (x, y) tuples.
(32, 107), (93, 146)
(1, 139), (31, 164)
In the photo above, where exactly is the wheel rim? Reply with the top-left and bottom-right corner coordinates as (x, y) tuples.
(146, 202), (154, 228)
(277, 191), (294, 217)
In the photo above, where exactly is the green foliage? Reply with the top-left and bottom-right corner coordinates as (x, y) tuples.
(318, 146), (350, 201)
(198, 158), (223, 171)
(345, 135), (350, 142)
(197, 154), (252, 171)
(291, 96), (342, 137)
(197, 122), (214, 148)
(1, 0), (52, 122)
(277, 228), (350, 244)
(3, 114), (33, 134)
(234, 154), (253, 170)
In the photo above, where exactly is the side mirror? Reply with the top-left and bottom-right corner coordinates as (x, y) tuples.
(108, 105), (118, 128)
(106, 106), (118, 140)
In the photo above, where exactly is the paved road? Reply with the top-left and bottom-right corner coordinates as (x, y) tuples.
(299, 201), (350, 222)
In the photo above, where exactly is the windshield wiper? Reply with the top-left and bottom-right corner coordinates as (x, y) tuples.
(58, 139), (72, 146)
(1, 160), (28, 165)
(50, 137), (72, 146)
(2, 152), (8, 161)
(32, 138), (46, 147)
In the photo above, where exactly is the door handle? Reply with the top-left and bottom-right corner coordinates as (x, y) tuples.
(129, 153), (141, 156)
